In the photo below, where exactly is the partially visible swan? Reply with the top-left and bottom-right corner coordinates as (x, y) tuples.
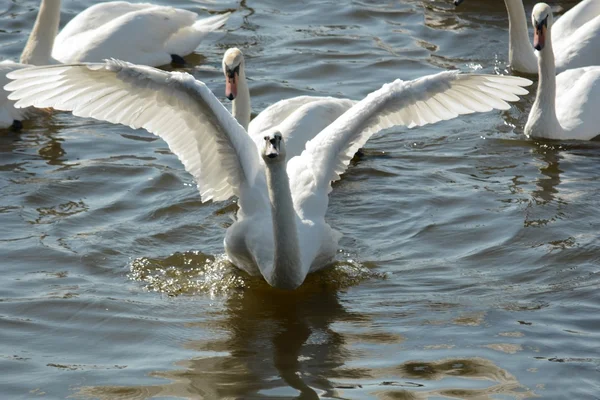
(21, 0), (230, 66)
(0, 0), (229, 128)
(524, 3), (600, 140)
(5, 60), (531, 289)
(51, 2), (230, 66)
(0, 63), (31, 129)
(222, 48), (356, 159)
(454, 0), (600, 74)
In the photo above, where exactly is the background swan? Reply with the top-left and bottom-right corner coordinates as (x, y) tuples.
(0, 63), (31, 129)
(0, 0), (229, 129)
(222, 48), (356, 159)
(525, 3), (600, 140)
(5, 60), (531, 289)
(51, 2), (230, 66)
(454, 0), (600, 75)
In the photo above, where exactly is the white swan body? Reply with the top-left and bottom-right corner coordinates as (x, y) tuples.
(456, 0), (600, 74)
(52, 2), (230, 66)
(5, 60), (531, 289)
(525, 3), (600, 140)
(222, 48), (356, 159)
(20, 0), (229, 66)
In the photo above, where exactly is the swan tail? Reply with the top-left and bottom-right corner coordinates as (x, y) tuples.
(192, 12), (231, 33)
(165, 12), (230, 57)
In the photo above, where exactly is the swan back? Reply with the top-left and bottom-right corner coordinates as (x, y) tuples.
(553, 0), (600, 41)
(554, 67), (600, 140)
(52, 4), (229, 66)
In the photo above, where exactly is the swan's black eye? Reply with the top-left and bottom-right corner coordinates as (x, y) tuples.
(535, 15), (548, 30)
(226, 65), (240, 79)
(264, 136), (269, 141)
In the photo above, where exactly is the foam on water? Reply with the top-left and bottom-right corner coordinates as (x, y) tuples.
(128, 251), (386, 296)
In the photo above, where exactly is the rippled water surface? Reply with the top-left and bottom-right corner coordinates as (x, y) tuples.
(1, 0), (599, 399)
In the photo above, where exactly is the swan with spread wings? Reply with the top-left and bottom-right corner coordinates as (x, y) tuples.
(5, 60), (530, 289)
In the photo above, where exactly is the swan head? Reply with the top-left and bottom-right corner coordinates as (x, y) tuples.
(261, 130), (286, 163)
(453, 0), (464, 5)
(223, 48), (244, 101)
(532, 3), (552, 51)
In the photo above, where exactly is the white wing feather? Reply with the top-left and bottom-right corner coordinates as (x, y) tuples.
(302, 71), (532, 188)
(5, 60), (261, 202)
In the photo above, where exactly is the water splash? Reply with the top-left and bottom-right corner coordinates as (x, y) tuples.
(128, 250), (384, 297)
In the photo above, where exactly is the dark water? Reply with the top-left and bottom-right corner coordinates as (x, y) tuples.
(1, 0), (599, 399)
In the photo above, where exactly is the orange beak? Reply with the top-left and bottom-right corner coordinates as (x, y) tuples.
(225, 72), (238, 100)
(533, 23), (546, 51)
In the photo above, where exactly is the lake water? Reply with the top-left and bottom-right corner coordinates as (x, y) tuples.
(1, 0), (599, 399)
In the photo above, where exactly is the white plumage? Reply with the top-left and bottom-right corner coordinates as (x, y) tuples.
(221, 48), (356, 160)
(0, 62), (31, 128)
(5, 60), (531, 289)
(525, 3), (600, 140)
(52, 2), (230, 66)
(456, 0), (600, 75)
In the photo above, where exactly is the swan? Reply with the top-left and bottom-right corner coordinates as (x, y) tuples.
(0, 0), (229, 128)
(51, 3), (230, 66)
(454, 0), (600, 75)
(5, 60), (531, 289)
(524, 3), (600, 140)
(20, 0), (230, 66)
(222, 48), (356, 160)
(0, 63), (34, 129)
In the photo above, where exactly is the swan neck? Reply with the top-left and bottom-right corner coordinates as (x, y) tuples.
(265, 161), (303, 289)
(232, 68), (251, 131)
(535, 37), (557, 116)
(527, 34), (562, 138)
(505, 0), (537, 73)
(20, 0), (61, 65)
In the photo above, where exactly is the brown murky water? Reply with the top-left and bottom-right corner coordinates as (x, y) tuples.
(1, 0), (599, 399)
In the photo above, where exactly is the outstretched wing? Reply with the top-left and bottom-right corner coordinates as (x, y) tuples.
(288, 71), (531, 220)
(6, 60), (263, 203)
(301, 71), (531, 189)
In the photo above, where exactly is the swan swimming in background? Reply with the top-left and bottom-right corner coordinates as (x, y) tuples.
(23, 0), (230, 66)
(454, 0), (600, 75)
(0, 62), (32, 129)
(0, 0), (229, 129)
(5, 60), (531, 289)
(525, 3), (600, 140)
(51, 2), (230, 66)
(222, 48), (356, 160)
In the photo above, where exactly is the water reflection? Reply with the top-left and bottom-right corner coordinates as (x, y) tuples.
(530, 143), (562, 204)
(187, 287), (357, 399)
(373, 357), (536, 399)
(76, 285), (362, 399)
(74, 279), (535, 399)
(0, 114), (67, 167)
